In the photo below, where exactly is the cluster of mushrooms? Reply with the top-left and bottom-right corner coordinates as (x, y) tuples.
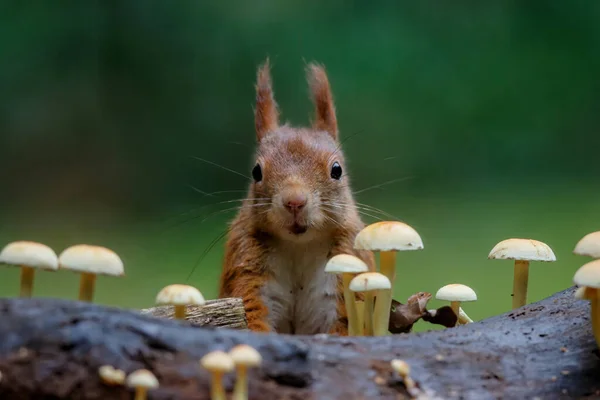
(0, 241), (124, 301)
(1, 224), (600, 399)
(97, 344), (262, 400)
(324, 220), (600, 344)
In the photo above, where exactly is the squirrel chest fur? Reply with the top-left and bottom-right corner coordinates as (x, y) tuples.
(218, 59), (374, 335)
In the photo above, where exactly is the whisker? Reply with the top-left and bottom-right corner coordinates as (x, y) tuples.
(190, 155), (250, 180)
(186, 184), (216, 197)
(185, 228), (229, 282)
(353, 176), (414, 195)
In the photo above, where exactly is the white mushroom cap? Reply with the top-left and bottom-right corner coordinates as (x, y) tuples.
(126, 369), (159, 389)
(349, 272), (391, 292)
(390, 359), (410, 377)
(573, 259), (600, 289)
(435, 284), (477, 302)
(354, 221), (423, 252)
(201, 351), (235, 373)
(98, 365), (126, 385)
(325, 254), (369, 274)
(58, 245), (124, 276)
(488, 238), (556, 262)
(574, 231), (600, 258)
(0, 241), (58, 270)
(155, 284), (206, 306)
(229, 344), (262, 367)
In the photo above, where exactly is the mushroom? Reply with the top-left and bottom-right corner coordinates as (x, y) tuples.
(488, 238), (556, 309)
(349, 272), (391, 336)
(200, 350), (235, 400)
(390, 359), (415, 390)
(98, 365), (126, 386)
(458, 307), (474, 324)
(58, 244), (124, 302)
(354, 221), (423, 337)
(229, 344), (262, 400)
(0, 241), (59, 297)
(574, 231), (600, 258)
(155, 284), (206, 320)
(435, 284), (477, 327)
(573, 259), (600, 347)
(324, 254), (369, 335)
(126, 369), (159, 400)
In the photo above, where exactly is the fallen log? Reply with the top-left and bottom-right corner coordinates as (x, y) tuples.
(139, 298), (248, 330)
(0, 287), (598, 399)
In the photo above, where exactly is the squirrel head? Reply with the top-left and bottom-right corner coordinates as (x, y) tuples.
(248, 59), (357, 242)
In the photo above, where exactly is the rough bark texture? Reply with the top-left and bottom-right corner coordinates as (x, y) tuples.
(139, 298), (248, 330)
(0, 287), (598, 399)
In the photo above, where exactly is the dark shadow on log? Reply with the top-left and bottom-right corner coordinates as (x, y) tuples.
(0, 287), (598, 399)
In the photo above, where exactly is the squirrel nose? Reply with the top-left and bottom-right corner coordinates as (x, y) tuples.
(283, 193), (307, 213)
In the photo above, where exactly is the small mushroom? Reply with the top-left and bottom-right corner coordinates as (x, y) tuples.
(574, 286), (596, 300)
(458, 307), (474, 324)
(354, 221), (424, 336)
(488, 238), (556, 309)
(229, 344), (262, 400)
(324, 254), (369, 335)
(574, 231), (600, 258)
(573, 259), (600, 348)
(98, 365), (126, 386)
(155, 284), (206, 320)
(126, 369), (159, 400)
(201, 350), (235, 400)
(349, 272), (391, 336)
(390, 359), (415, 390)
(58, 244), (124, 302)
(0, 241), (58, 297)
(435, 284), (477, 327)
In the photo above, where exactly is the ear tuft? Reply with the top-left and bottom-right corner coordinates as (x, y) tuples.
(254, 58), (279, 141)
(307, 62), (338, 140)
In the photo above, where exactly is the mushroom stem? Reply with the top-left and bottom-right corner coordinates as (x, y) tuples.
(78, 272), (96, 302)
(210, 371), (227, 400)
(342, 274), (359, 336)
(458, 307), (473, 324)
(355, 300), (365, 336)
(590, 289), (600, 348)
(450, 301), (461, 327)
(233, 366), (248, 400)
(134, 387), (148, 400)
(174, 305), (186, 320)
(373, 251), (396, 336)
(512, 260), (529, 309)
(364, 292), (375, 336)
(19, 266), (35, 297)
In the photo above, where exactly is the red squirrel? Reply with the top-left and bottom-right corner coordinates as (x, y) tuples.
(218, 59), (374, 335)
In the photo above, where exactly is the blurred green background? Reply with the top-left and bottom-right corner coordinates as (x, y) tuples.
(1, 1), (599, 332)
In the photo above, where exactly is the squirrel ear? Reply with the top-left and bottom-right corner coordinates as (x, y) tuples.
(254, 58), (279, 141)
(307, 63), (338, 140)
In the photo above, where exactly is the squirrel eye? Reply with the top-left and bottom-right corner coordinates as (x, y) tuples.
(330, 162), (342, 180)
(252, 163), (263, 182)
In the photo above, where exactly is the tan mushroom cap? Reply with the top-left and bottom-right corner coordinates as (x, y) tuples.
(229, 344), (262, 367)
(201, 350), (235, 372)
(58, 244), (124, 276)
(325, 254), (369, 274)
(573, 259), (600, 289)
(349, 272), (391, 292)
(98, 365), (126, 385)
(574, 231), (600, 258)
(488, 238), (556, 262)
(0, 241), (58, 270)
(126, 369), (159, 389)
(436, 284), (477, 302)
(155, 284), (205, 306)
(354, 221), (423, 252)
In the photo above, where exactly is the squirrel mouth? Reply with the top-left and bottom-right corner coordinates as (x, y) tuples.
(289, 223), (308, 235)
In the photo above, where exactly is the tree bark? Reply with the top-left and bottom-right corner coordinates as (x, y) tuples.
(139, 298), (248, 330)
(0, 287), (598, 399)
